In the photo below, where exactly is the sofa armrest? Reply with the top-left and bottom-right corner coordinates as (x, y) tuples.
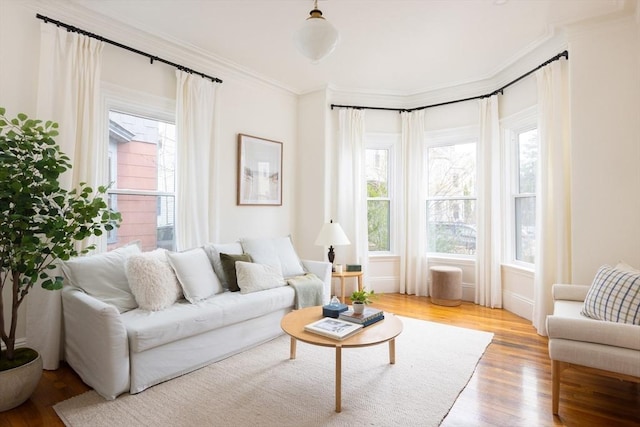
(62, 286), (130, 400)
(301, 259), (332, 305)
(552, 284), (590, 302)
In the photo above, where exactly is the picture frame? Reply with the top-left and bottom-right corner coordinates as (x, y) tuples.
(237, 134), (283, 206)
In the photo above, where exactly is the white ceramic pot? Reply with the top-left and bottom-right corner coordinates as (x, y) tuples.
(0, 351), (42, 412)
(353, 301), (365, 314)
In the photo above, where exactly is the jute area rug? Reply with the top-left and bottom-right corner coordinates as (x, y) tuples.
(55, 316), (493, 427)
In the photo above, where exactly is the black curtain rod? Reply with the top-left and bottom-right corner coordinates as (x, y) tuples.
(331, 50), (568, 113)
(36, 14), (223, 84)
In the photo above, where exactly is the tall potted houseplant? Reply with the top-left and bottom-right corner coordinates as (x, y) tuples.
(0, 108), (121, 411)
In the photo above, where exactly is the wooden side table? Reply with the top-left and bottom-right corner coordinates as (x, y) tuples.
(332, 271), (363, 303)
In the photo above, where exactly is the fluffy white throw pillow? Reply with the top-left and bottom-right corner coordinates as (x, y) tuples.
(126, 249), (183, 311)
(236, 261), (285, 294)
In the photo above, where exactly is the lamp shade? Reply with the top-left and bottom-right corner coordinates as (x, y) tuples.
(315, 221), (350, 246)
(293, 7), (339, 63)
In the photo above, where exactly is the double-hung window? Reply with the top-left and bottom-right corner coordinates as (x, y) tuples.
(365, 135), (398, 253)
(510, 125), (538, 264)
(426, 132), (477, 256)
(107, 109), (176, 252)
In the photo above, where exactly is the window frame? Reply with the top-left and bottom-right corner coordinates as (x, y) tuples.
(102, 84), (177, 251)
(364, 133), (400, 256)
(425, 126), (479, 260)
(502, 107), (538, 268)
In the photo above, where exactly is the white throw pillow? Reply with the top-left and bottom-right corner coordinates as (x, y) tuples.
(240, 236), (305, 278)
(167, 248), (223, 303)
(203, 242), (243, 289)
(581, 265), (640, 325)
(235, 261), (285, 294)
(61, 243), (141, 313)
(126, 249), (183, 311)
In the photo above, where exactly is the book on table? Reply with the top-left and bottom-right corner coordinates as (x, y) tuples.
(339, 307), (384, 325)
(304, 317), (363, 340)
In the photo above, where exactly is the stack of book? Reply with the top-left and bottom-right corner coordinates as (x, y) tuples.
(339, 306), (384, 327)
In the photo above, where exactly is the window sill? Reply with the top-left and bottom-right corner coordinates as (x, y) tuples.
(501, 263), (534, 276)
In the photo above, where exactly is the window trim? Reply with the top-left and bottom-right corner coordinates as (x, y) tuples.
(502, 107), (537, 267)
(425, 126), (479, 260)
(103, 84), (176, 251)
(365, 133), (400, 256)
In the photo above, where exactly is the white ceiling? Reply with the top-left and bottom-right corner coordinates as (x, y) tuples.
(64, 0), (630, 95)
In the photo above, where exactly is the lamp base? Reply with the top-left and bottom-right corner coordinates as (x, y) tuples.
(328, 246), (335, 271)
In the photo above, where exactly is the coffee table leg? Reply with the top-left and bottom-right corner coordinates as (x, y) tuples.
(290, 337), (297, 360)
(389, 338), (396, 364)
(335, 345), (342, 413)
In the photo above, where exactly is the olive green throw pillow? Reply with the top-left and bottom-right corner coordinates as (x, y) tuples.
(220, 252), (252, 292)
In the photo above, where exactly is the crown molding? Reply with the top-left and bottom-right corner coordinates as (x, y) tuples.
(26, 0), (300, 97)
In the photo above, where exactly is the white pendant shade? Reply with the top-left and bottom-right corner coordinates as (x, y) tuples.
(293, 6), (339, 64)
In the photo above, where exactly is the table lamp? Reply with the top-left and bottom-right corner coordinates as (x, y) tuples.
(314, 219), (351, 270)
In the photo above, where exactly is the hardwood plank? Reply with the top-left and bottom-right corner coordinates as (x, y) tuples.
(1, 293), (638, 426)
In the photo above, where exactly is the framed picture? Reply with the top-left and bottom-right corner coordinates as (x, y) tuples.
(237, 134), (283, 206)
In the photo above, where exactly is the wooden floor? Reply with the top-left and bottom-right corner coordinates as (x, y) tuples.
(1, 294), (638, 426)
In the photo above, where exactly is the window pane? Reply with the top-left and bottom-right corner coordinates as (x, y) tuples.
(517, 129), (537, 194)
(366, 149), (389, 198)
(428, 143), (476, 197)
(427, 200), (476, 255)
(108, 111), (176, 251)
(515, 196), (535, 263)
(367, 200), (390, 251)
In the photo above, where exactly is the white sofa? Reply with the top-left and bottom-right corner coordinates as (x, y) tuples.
(546, 274), (640, 414)
(61, 238), (331, 400)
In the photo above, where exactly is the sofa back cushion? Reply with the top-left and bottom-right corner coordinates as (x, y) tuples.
(61, 243), (140, 313)
(126, 249), (183, 311)
(203, 242), (243, 289)
(167, 248), (223, 303)
(581, 264), (640, 325)
(239, 236), (305, 278)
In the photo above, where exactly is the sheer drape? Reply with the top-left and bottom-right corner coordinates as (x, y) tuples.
(336, 109), (368, 273)
(28, 24), (105, 369)
(175, 71), (220, 250)
(532, 60), (572, 335)
(475, 95), (503, 308)
(400, 111), (428, 295)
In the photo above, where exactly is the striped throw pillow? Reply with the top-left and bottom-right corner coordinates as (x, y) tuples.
(581, 265), (640, 325)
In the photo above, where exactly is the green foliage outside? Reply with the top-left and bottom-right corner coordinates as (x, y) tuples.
(367, 180), (389, 251)
(0, 108), (121, 366)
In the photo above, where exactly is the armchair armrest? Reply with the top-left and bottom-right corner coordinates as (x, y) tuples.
(547, 313), (640, 351)
(62, 287), (130, 400)
(552, 284), (590, 302)
(301, 259), (332, 305)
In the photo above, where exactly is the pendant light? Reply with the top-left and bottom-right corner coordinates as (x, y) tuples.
(293, 0), (339, 63)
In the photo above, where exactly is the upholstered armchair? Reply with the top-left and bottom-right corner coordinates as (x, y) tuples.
(546, 266), (640, 415)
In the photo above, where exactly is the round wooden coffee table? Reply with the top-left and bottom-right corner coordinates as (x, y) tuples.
(280, 306), (403, 413)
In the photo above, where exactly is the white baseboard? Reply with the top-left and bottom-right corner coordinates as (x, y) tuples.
(502, 290), (534, 321)
(0, 337), (27, 351)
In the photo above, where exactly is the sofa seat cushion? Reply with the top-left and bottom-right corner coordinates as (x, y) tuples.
(547, 300), (640, 351)
(123, 285), (295, 353)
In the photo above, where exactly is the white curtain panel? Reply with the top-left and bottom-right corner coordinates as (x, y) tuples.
(336, 108), (368, 273)
(475, 95), (503, 308)
(532, 60), (572, 335)
(400, 111), (428, 296)
(28, 24), (105, 369)
(175, 71), (219, 250)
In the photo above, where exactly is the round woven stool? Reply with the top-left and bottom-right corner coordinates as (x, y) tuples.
(430, 266), (462, 306)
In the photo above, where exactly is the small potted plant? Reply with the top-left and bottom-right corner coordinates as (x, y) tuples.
(350, 288), (378, 314)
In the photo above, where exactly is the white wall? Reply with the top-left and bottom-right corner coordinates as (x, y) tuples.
(0, 0), (298, 345)
(568, 16), (640, 283)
